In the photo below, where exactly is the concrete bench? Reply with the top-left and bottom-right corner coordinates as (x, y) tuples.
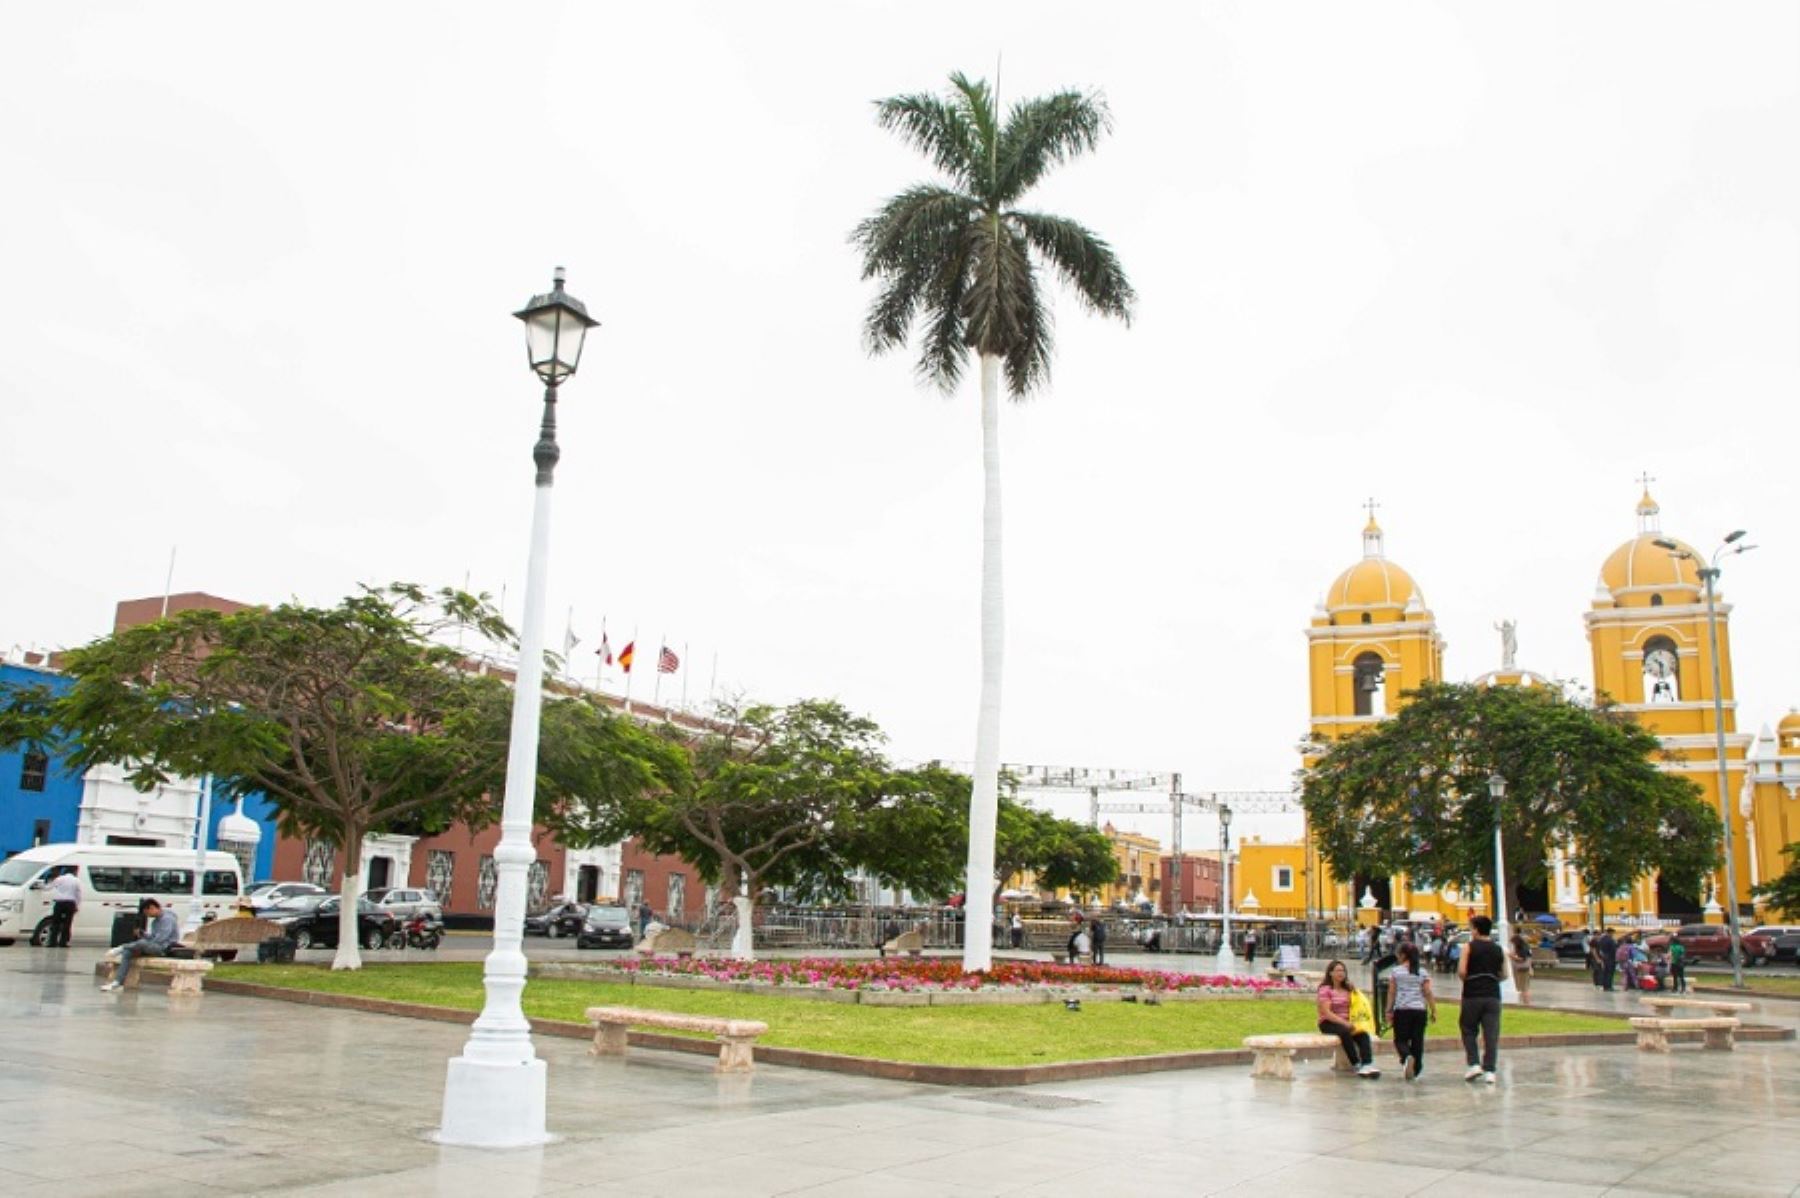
(1243, 1033), (1355, 1080)
(1267, 968), (1324, 985)
(585, 1005), (769, 1074)
(95, 957), (215, 996)
(190, 917), (289, 962)
(1628, 1016), (1738, 1053)
(1641, 996), (1752, 1019)
(881, 929), (924, 958)
(636, 927), (697, 959)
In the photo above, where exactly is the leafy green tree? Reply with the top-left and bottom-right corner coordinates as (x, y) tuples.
(1301, 682), (1719, 918)
(0, 585), (668, 970)
(590, 699), (901, 959)
(1752, 844), (1800, 919)
(853, 72), (1134, 970)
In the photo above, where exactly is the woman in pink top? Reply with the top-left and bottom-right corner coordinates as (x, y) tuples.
(1315, 959), (1379, 1077)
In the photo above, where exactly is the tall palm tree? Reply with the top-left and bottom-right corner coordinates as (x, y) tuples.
(852, 72), (1133, 971)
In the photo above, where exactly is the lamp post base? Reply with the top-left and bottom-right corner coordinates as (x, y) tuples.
(1214, 946), (1237, 976)
(436, 1055), (550, 1148)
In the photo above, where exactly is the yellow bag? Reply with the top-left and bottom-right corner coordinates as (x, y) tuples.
(1348, 989), (1375, 1036)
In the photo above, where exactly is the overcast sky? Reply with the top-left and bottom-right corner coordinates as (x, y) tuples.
(3, 3), (1795, 845)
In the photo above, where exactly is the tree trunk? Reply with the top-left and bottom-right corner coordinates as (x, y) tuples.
(963, 352), (1005, 973)
(332, 832), (365, 971)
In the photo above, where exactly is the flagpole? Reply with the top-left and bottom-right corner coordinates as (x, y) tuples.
(624, 625), (637, 713)
(596, 616), (607, 690)
(708, 651), (718, 707)
(563, 606), (575, 681)
(680, 642), (689, 711)
(653, 632), (665, 707)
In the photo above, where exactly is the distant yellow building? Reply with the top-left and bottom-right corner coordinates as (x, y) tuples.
(1300, 491), (1795, 926)
(1099, 822), (1161, 908)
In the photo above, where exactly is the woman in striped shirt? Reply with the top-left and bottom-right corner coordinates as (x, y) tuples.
(1385, 940), (1437, 1080)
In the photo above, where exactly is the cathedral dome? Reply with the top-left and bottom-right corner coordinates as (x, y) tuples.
(1324, 515), (1422, 615)
(1779, 709), (1800, 739)
(1598, 490), (1702, 602)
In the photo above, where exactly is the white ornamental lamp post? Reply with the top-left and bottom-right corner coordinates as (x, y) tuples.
(438, 268), (598, 1148)
(1488, 773), (1519, 1003)
(1654, 532), (1755, 989)
(1214, 804), (1235, 974)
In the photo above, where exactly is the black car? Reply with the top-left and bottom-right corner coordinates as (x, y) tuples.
(1771, 931), (1800, 964)
(524, 902), (588, 940)
(576, 905), (635, 950)
(270, 895), (396, 951)
(1551, 930), (1591, 961)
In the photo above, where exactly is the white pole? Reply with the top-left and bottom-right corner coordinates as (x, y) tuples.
(1495, 789), (1519, 1003)
(1215, 812), (1235, 974)
(439, 383), (562, 1148)
(652, 632), (665, 707)
(680, 642), (689, 711)
(185, 775), (214, 934)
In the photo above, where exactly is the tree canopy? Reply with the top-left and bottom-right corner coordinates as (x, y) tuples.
(1752, 844), (1800, 919)
(1301, 682), (1719, 914)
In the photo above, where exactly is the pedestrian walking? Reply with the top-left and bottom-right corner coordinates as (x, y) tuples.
(44, 867), (81, 948)
(1594, 928), (1618, 991)
(1315, 960), (1380, 1077)
(1244, 929), (1258, 966)
(1009, 912), (1023, 950)
(1617, 936), (1639, 991)
(637, 901), (652, 941)
(1457, 915), (1506, 1084)
(1509, 931), (1534, 1006)
(1385, 940), (1437, 1080)
(1090, 917), (1108, 966)
(1669, 939), (1688, 993)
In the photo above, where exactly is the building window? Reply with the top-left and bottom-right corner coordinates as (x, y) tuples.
(527, 860), (550, 910)
(1273, 866), (1294, 892)
(624, 869), (646, 912)
(667, 873), (686, 918)
(477, 855), (497, 910)
(1650, 593), (1663, 607)
(302, 841), (335, 888)
(703, 884), (718, 917)
(19, 749), (48, 792)
(1353, 653), (1387, 717)
(32, 819), (51, 847)
(426, 851), (455, 902)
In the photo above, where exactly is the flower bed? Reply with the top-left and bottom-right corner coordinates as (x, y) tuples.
(597, 955), (1301, 995)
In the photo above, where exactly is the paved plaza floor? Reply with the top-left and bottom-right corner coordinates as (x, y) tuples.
(2, 946), (1795, 1197)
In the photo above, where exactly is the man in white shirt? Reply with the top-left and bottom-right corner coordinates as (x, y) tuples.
(45, 868), (82, 948)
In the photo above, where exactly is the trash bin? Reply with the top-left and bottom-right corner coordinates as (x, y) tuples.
(110, 911), (144, 947)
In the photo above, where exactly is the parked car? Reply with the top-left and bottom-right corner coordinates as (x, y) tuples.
(525, 902), (588, 939)
(247, 882), (326, 911)
(576, 905), (635, 950)
(0, 844), (243, 947)
(1646, 923), (1776, 965)
(1550, 930), (1592, 961)
(363, 887), (442, 922)
(1749, 926), (1800, 962)
(267, 895), (395, 951)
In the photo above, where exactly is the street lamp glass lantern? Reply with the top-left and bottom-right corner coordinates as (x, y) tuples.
(514, 267), (599, 384)
(1487, 773), (1506, 800)
(1219, 805), (1233, 829)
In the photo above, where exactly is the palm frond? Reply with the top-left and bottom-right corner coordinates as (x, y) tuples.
(1008, 211), (1135, 321)
(918, 249), (972, 393)
(850, 185), (980, 361)
(873, 92), (980, 188)
(963, 221), (1050, 395)
(996, 91), (1111, 204)
(947, 72), (1002, 200)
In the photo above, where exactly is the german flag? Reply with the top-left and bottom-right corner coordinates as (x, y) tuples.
(618, 641), (636, 673)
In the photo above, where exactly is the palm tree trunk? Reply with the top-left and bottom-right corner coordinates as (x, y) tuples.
(963, 352), (1005, 972)
(333, 831), (364, 971)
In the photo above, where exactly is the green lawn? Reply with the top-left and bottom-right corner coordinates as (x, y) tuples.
(214, 963), (1625, 1067)
(1536, 964), (1800, 997)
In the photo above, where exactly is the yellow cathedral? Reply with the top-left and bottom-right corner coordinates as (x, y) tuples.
(1277, 490), (1799, 929)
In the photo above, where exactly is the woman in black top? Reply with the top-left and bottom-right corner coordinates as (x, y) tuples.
(1457, 915), (1507, 1084)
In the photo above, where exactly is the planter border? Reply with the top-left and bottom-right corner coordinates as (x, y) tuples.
(204, 978), (1789, 1086)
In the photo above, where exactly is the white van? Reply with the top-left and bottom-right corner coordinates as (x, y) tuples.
(0, 844), (244, 946)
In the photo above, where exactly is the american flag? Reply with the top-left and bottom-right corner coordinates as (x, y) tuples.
(657, 646), (680, 674)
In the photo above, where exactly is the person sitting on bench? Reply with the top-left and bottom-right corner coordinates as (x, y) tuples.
(100, 898), (181, 992)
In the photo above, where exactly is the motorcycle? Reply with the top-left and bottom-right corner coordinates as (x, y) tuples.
(394, 914), (443, 951)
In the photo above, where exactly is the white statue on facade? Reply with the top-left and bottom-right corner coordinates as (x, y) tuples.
(1494, 619), (1518, 671)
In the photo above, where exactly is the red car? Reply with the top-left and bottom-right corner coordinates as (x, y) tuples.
(1647, 923), (1776, 965)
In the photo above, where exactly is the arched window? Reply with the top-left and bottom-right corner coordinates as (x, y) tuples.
(1353, 652), (1387, 717)
(1360, 612), (1373, 625)
(1650, 594), (1663, 607)
(1643, 635), (1680, 703)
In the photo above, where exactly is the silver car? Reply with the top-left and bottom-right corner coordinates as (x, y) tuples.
(364, 887), (443, 922)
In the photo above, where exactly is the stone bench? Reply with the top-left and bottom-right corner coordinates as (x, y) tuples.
(881, 929), (924, 958)
(190, 917), (290, 962)
(1243, 1033), (1356, 1080)
(95, 957), (215, 996)
(1628, 1016), (1738, 1053)
(1641, 996), (1752, 1019)
(586, 1005), (769, 1074)
(636, 927), (697, 959)
(1267, 968), (1324, 985)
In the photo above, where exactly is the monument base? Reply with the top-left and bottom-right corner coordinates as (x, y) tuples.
(436, 1055), (550, 1148)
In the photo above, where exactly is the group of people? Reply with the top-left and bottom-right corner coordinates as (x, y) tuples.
(1317, 915), (1510, 1084)
(1585, 928), (1684, 992)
